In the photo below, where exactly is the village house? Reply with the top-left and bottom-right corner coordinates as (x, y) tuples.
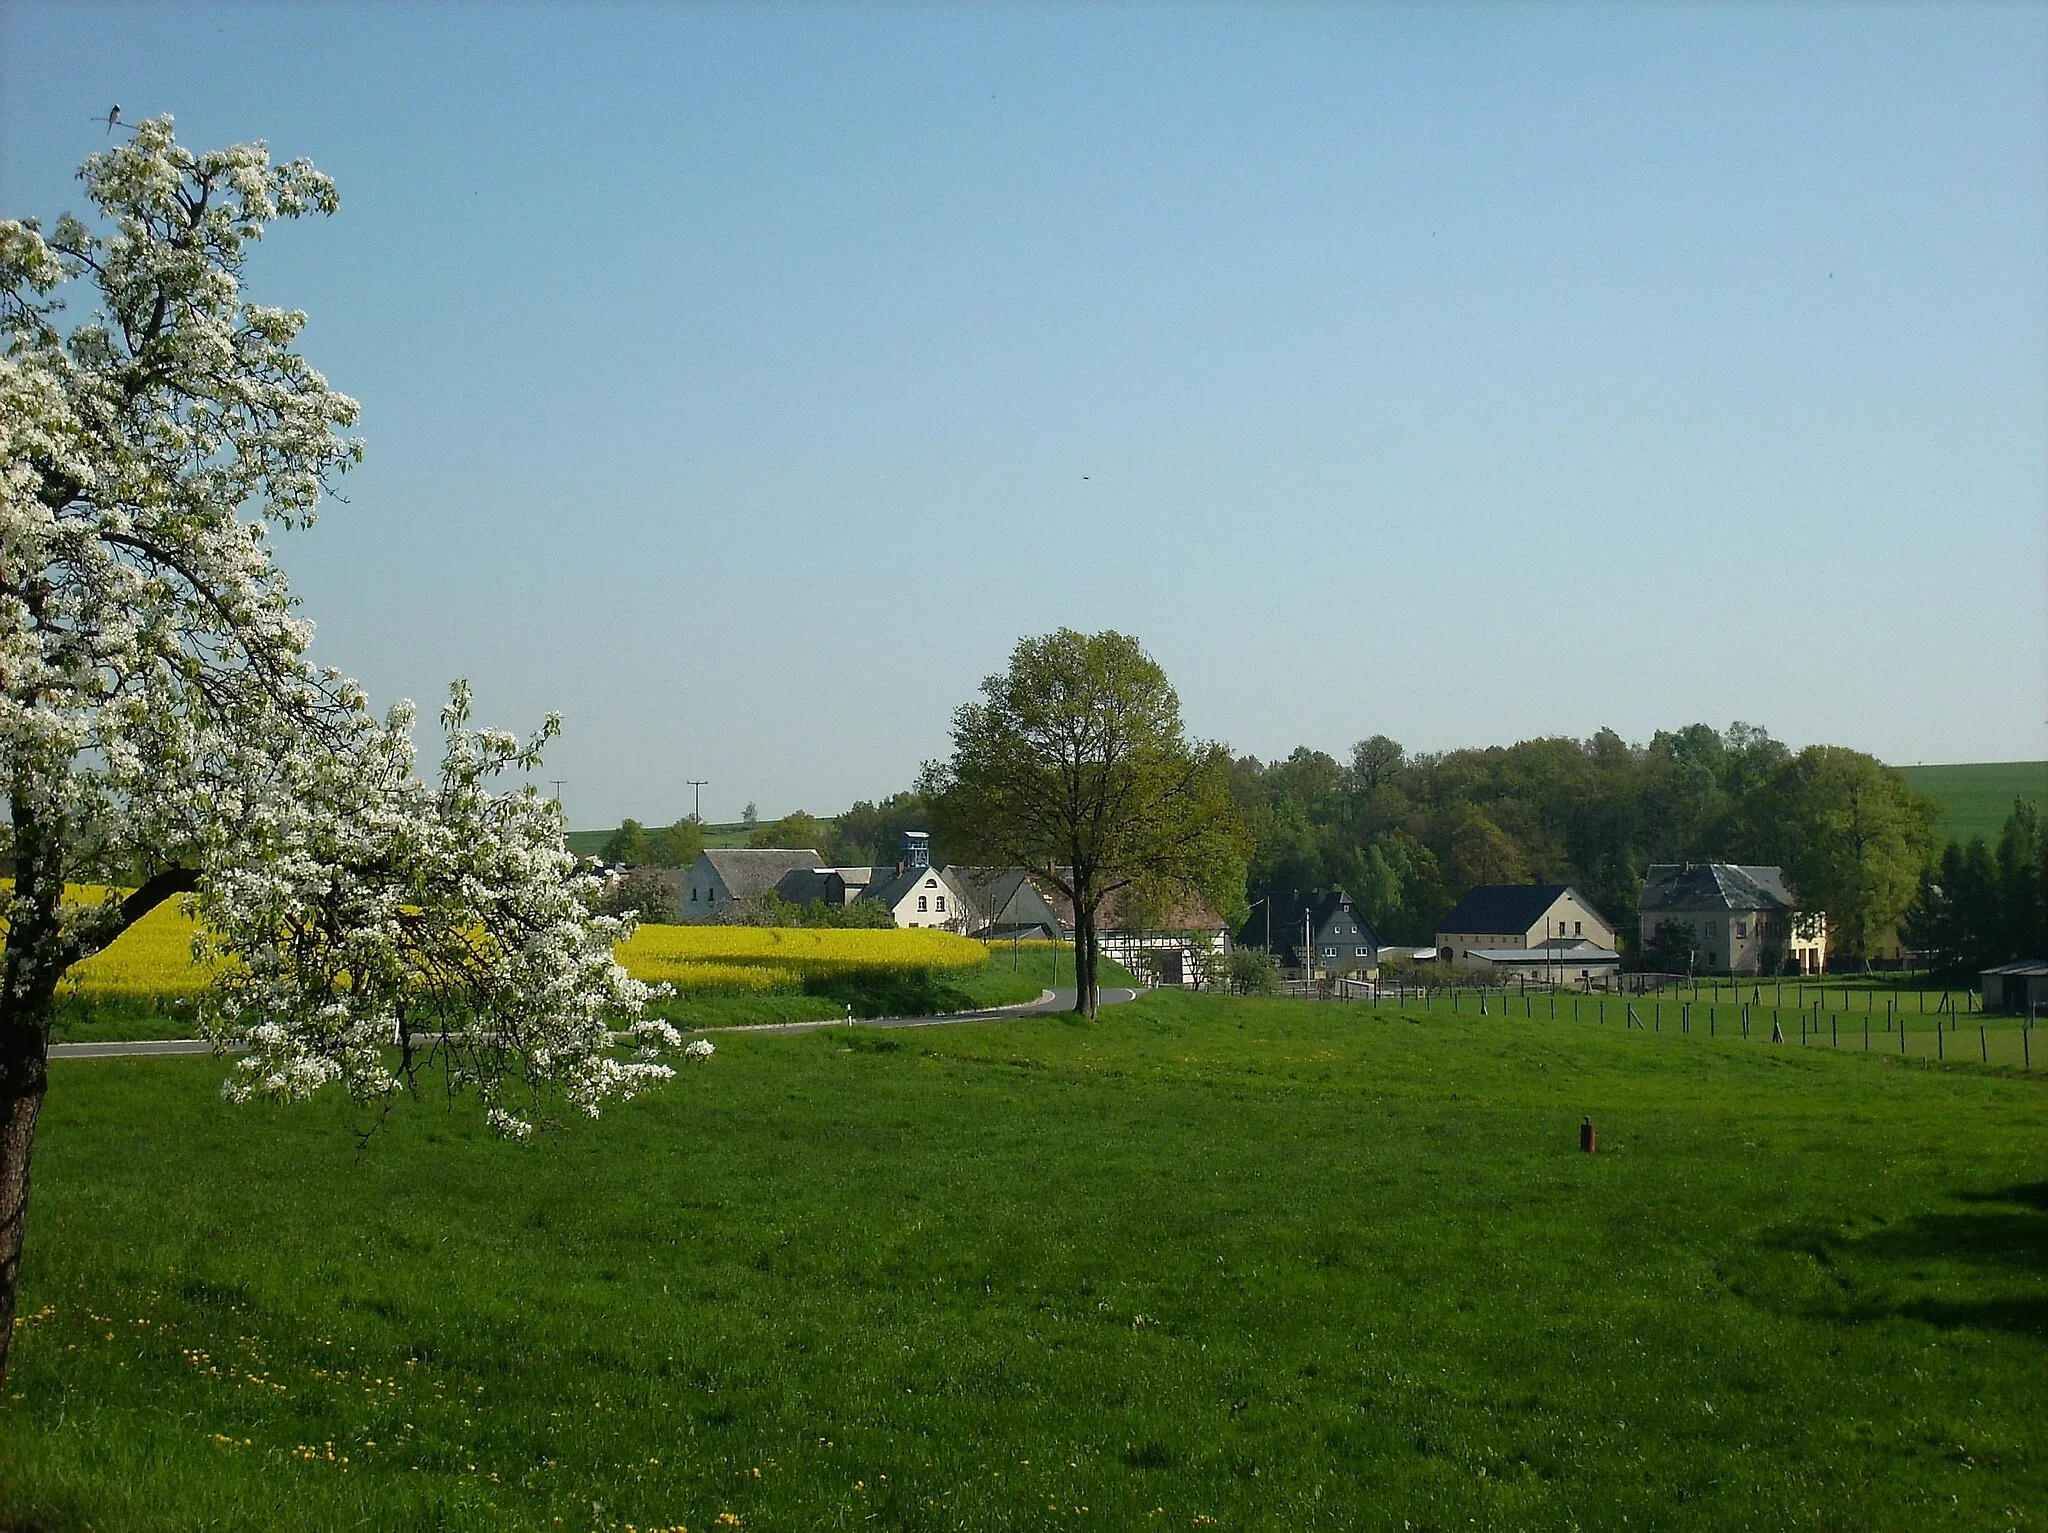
(1034, 880), (1231, 988)
(1237, 891), (1380, 979)
(952, 867), (1067, 942)
(1636, 862), (1825, 976)
(1435, 884), (1621, 986)
(681, 832), (977, 932)
(681, 847), (824, 919)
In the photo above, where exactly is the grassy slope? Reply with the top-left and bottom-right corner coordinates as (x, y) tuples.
(1896, 761), (2047, 847)
(6, 992), (2043, 1532)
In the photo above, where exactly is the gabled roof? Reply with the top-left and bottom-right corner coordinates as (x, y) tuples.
(858, 864), (960, 911)
(952, 867), (1065, 930)
(1639, 863), (1797, 913)
(1235, 891), (1378, 963)
(699, 847), (824, 901)
(1436, 884), (1581, 935)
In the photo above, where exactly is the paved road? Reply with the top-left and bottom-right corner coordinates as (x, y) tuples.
(48, 986), (1144, 1059)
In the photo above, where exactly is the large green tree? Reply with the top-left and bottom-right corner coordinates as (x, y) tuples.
(1746, 746), (1939, 962)
(920, 630), (1247, 1018)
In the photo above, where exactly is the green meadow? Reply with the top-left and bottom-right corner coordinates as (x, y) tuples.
(1896, 761), (2047, 846)
(5, 991), (2044, 1532)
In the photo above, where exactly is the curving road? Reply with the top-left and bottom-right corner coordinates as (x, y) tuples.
(48, 986), (1145, 1059)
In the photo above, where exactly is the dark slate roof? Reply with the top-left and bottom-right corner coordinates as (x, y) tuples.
(859, 865), (958, 910)
(1638, 863), (1797, 913)
(1436, 884), (1577, 935)
(951, 867), (1065, 933)
(700, 848), (824, 901)
(1235, 890), (1379, 964)
(773, 868), (844, 905)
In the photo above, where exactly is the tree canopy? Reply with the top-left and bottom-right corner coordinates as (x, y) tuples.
(0, 119), (680, 1383)
(920, 630), (1247, 1017)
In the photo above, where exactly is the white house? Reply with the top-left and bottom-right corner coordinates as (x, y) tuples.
(1637, 863), (1825, 976)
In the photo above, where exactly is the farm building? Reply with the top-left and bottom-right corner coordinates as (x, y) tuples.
(1236, 891), (1380, 979)
(1037, 880), (1231, 988)
(682, 848), (824, 920)
(684, 833), (977, 932)
(1436, 885), (1617, 973)
(1637, 862), (1825, 976)
(1457, 938), (1622, 987)
(1981, 961), (2048, 1014)
(953, 867), (1067, 942)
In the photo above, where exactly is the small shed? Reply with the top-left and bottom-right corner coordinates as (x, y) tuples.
(1980, 961), (2048, 1014)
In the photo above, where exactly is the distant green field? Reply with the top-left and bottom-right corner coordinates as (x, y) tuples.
(1896, 761), (2046, 847)
(565, 820), (834, 859)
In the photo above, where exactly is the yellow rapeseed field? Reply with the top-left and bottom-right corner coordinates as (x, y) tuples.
(618, 924), (989, 995)
(4, 882), (988, 1001)
(0, 883), (213, 999)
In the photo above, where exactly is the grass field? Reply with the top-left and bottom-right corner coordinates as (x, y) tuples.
(565, 821), (835, 859)
(1896, 760), (2046, 846)
(5, 990), (2043, 1531)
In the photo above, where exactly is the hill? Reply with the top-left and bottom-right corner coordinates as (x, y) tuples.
(564, 820), (834, 860)
(1895, 760), (2046, 846)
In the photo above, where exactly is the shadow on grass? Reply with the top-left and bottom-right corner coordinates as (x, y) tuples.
(1755, 1181), (2048, 1339)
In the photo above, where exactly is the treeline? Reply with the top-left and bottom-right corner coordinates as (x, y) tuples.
(1901, 801), (2048, 977)
(605, 724), (2042, 974)
(1229, 723), (1940, 960)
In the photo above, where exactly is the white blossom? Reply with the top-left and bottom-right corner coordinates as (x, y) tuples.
(2, 117), (675, 1139)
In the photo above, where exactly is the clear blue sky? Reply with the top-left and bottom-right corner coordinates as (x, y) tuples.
(5, 2), (2044, 828)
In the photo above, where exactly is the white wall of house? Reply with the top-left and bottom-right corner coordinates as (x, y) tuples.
(681, 857), (730, 923)
(1637, 908), (1827, 974)
(1102, 929), (1229, 987)
(881, 868), (975, 932)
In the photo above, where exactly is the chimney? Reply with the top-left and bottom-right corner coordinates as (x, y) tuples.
(902, 830), (931, 870)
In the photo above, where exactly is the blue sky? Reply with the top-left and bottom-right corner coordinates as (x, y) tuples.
(4, 2), (2044, 827)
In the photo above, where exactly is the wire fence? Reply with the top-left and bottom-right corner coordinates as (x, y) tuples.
(1284, 977), (2040, 1071)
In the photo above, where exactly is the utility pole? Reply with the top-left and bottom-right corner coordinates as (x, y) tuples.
(548, 779), (566, 803)
(686, 779), (708, 821)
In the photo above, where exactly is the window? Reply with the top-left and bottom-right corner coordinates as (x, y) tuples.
(1706, 920), (1720, 938)
(1321, 946), (1338, 958)
(925, 878), (937, 888)
(917, 896), (929, 912)
(936, 895), (947, 912)
(1573, 921), (1582, 936)
(1734, 922), (1747, 938)
(1355, 947), (1370, 958)
(689, 888), (697, 902)
(1708, 951), (1719, 967)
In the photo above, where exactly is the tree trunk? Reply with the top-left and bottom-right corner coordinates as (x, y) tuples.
(1074, 900), (1099, 1019)
(0, 1021), (48, 1387)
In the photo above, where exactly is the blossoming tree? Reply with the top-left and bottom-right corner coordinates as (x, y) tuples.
(0, 119), (681, 1384)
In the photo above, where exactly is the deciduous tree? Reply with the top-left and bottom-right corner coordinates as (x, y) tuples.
(0, 120), (677, 1385)
(920, 630), (1247, 1018)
